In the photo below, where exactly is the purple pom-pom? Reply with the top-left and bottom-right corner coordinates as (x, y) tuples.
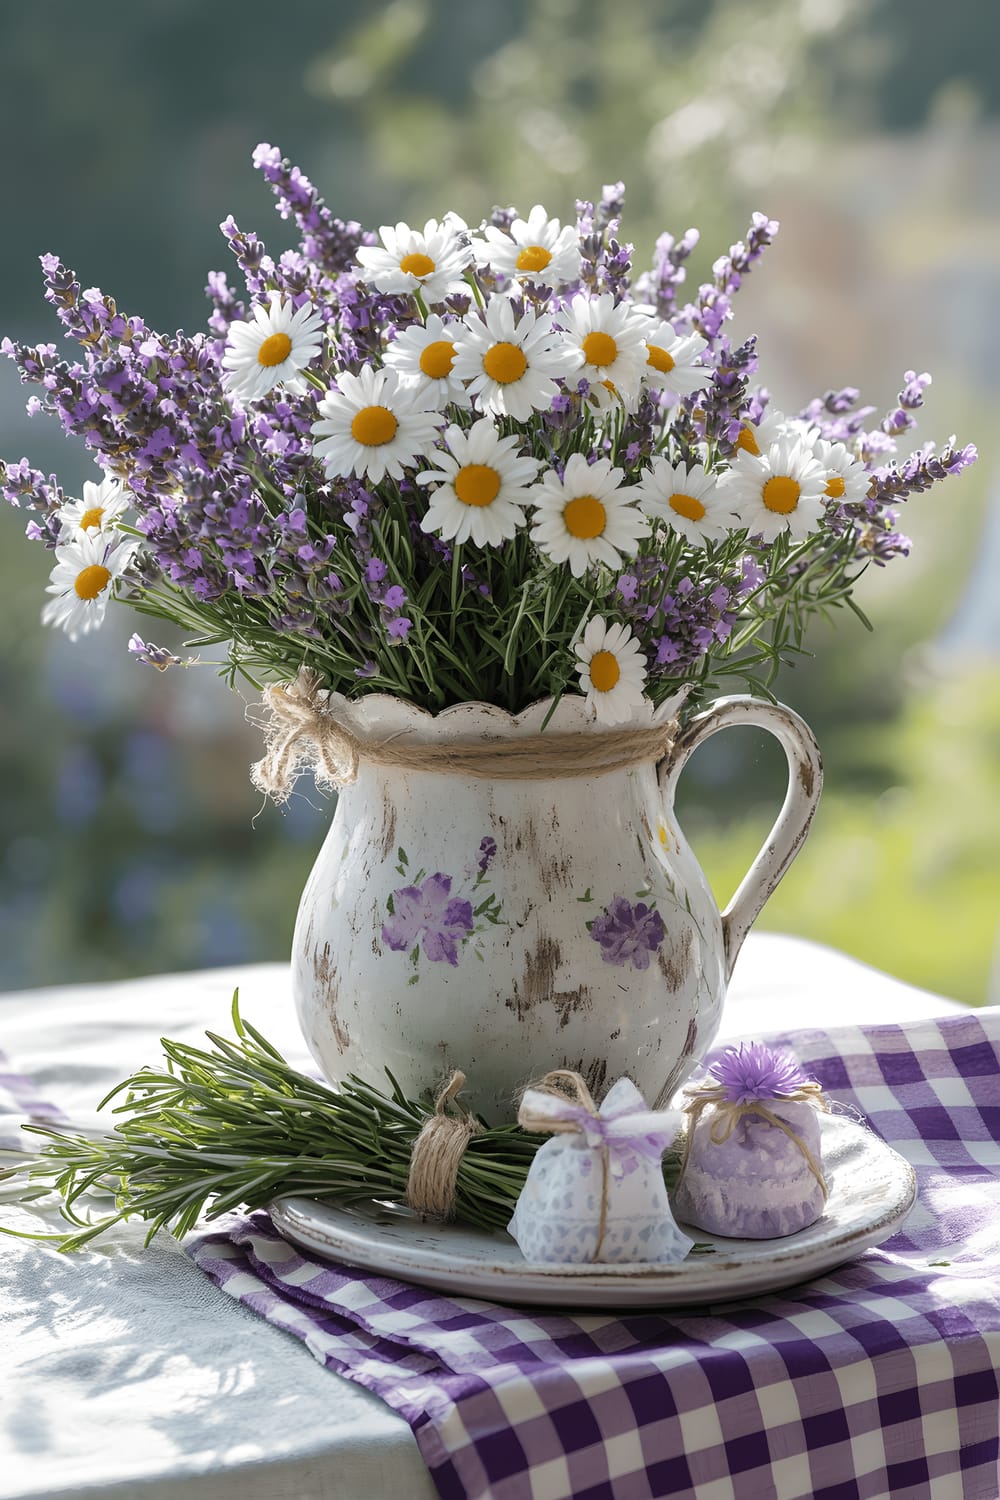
(709, 1042), (813, 1104)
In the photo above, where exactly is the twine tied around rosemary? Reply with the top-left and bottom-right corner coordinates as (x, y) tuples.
(517, 1069), (611, 1262)
(250, 668), (678, 802)
(678, 1080), (830, 1199)
(405, 1071), (482, 1220)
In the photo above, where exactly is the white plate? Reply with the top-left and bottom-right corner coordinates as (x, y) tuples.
(270, 1114), (916, 1308)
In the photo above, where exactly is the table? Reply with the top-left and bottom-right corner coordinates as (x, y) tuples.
(0, 937), (969, 1500)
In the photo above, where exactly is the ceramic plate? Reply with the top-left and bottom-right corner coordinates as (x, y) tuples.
(270, 1114), (916, 1308)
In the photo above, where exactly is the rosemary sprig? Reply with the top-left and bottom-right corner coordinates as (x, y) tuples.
(6, 993), (682, 1252)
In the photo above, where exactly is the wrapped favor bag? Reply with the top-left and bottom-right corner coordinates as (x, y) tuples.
(672, 1041), (830, 1239)
(507, 1071), (693, 1265)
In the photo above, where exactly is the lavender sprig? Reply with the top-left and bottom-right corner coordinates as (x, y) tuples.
(635, 227), (700, 322)
(682, 212), (779, 346)
(252, 143), (374, 275)
(697, 336), (759, 459)
(870, 439), (978, 508)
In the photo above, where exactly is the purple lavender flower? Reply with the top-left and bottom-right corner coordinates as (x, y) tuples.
(680, 212), (779, 348)
(575, 193), (633, 298)
(477, 836), (497, 875)
(881, 370), (932, 439)
(128, 634), (187, 671)
(696, 336), (759, 458)
(589, 896), (665, 970)
(709, 1042), (813, 1103)
(614, 560), (740, 681)
(251, 143), (373, 274)
(634, 227), (700, 321)
(382, 873), (474, 966)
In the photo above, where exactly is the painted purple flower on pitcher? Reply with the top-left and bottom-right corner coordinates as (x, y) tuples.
(589, 895), (666, 970)
(382, 873), (474, 966)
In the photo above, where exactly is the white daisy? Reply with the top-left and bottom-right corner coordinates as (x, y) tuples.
(813, 437), (872, 506)
(718, 436), (829, 542)
(451, 299), (567, 421)
(573, 616), (649, 725)
(41, 531), (136, 642)
(222, 293), (325, 402)
(634, 459), (737, 548)
(311, 366), (442, 485)
(530, 453), (648, 577)
(382, 313), (471, 410)
(417, 418), (540, 548)
(56, 473), (131, 541)
(355, 217), (472, 304)
(472, 204), (582, 288)
(560, 293), (650, 409)
(639, 321), (710, 397)
(733, 408), (818, 458)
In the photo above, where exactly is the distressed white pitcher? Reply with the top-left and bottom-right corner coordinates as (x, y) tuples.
(291, 691), (822, 1118)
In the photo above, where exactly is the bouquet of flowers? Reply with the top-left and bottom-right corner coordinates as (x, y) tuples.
(1, 144), (976, 738)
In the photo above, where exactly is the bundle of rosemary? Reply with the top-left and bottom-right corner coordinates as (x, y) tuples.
(8, 995), (682, 1252)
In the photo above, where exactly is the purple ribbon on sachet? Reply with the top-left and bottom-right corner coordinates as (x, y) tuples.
(517, 1075), (682, 1175)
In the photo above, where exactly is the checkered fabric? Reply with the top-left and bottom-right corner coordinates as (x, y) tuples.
(187, 1010), (1000, 1499)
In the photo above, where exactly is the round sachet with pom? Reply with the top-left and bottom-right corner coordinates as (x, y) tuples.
(671, 1042), (829, 1239)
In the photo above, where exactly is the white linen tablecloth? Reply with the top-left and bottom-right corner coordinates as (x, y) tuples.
(0, 936), (966, 1500)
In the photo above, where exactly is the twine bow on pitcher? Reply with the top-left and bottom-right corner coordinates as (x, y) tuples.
(250, 670), (363, 799)
(249, 666), (679, 803)
(517, 1070), (683, 1262)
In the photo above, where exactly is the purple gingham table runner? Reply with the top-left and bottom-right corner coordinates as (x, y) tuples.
(187, 1011), (1000, 1500)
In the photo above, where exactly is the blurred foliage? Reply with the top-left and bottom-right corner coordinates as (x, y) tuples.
(306, 0), (866, 271)
(0, 0), (996, 997)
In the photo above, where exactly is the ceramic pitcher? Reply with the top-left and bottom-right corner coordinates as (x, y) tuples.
(291, 691), (822, 1118)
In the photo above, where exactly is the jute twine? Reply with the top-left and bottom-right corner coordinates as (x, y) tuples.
(677, 1081), (830, 1199)
(406, 1071), (482, 1221)
(518, 1069), (611, 1262)
(250, 669), (678, 802)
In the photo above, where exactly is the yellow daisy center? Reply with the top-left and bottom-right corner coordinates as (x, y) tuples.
(762, 475), (801, 514)
(351, 405), (398, 447)
(581, 331), (618, 369)
(669, 491), (706, 522)
(563, 494), (606, 539)
(482, 342), (528, 384)
(78, 506), (105, 531)
(454, 464), (501, 507)
(74, 563), (112, 600)
(646, 343), (676, 374)
(589, 650), (620, 693)
(657, 819), (669, 848)
(516, 244), (552, 273)
(399, 252), (436, 278)
(419, 340), (456, 379)
(736, 424), (761, 456)
(825, 474), (846, 499)
(257, 331), (293, 368)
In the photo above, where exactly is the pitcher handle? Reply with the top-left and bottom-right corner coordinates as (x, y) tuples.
(658, 696), (823, 981)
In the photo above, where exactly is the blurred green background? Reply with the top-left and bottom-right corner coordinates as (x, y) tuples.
(1, 0), (997, 1001)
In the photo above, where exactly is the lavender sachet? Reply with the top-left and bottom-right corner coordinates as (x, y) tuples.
(509, 1074), (692, 1265)
(672, 1042), (829, 1239)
